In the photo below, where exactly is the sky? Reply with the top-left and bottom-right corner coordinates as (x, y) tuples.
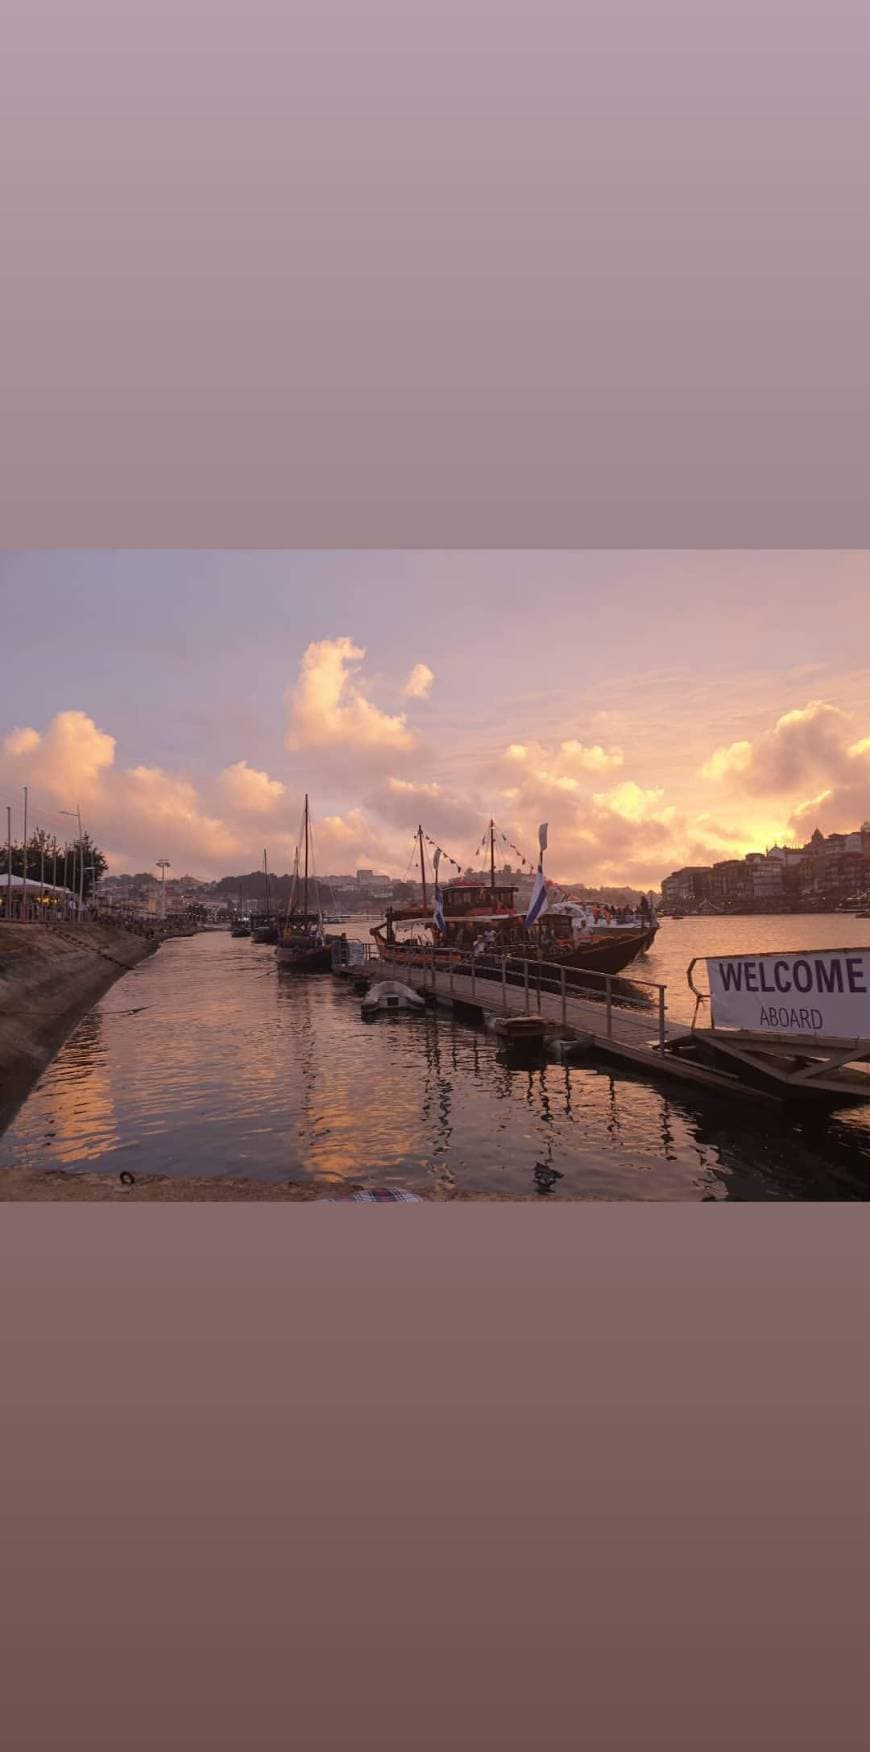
(3, 550), (870, 888)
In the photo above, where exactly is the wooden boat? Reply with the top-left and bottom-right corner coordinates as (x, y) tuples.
(251, 851), (278, 941)
(230, 920), (251, 938)
(276, 927), (332, 972)
(251, 921), (278, 944)
(276, 798), (335, 972)
(371, 819), (657, 982)
(361, 980), (425, 1019)
(492, 1014), (548, 1044)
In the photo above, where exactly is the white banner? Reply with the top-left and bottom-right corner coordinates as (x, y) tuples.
(706, 950), (870, 1040)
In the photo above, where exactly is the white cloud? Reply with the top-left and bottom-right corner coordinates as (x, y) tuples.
(401, 662), (434, 700)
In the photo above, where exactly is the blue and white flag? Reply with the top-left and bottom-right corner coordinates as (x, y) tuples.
(524, 824), (550, 929)
(525, 865), (549, 929)
(433, 847), (446, 936)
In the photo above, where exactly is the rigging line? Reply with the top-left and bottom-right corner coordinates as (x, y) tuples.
(491, 816), (574, 903)
(421, 829), (463, 874)
(401, 835), (417, 882)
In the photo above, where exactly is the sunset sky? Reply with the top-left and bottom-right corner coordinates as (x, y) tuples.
(3, 550), (870, 888)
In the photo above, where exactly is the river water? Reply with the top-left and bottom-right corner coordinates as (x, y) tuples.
(3, 915), (870, 1199)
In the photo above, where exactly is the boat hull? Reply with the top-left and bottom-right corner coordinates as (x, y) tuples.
(275, 935), (333, 972)
(375, 925), (656, 983)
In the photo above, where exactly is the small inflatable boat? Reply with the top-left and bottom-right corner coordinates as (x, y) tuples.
(361, 979), (425, 1020)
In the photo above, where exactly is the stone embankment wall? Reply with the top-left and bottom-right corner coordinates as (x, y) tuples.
(0, 922), (157, 1129)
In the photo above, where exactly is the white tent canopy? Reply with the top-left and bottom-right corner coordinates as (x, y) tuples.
(1, 874), (78, 900)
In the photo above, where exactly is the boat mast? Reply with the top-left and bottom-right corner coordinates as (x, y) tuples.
(490, 817), (496, 907)
(418, 824), (428, 909)
(286, 845), (299, 922)
(303, 795), (309, 922)
(263, 848), (271, 918)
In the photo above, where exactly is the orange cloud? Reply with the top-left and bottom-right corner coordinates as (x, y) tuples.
(401, 662), (434, 699)
(504, 738), (623, 780)
(701, 701), (858, 795)
(285, 637), (415, 753)
(218, 760), (286, 813)
(700, 700), (870, 843)
(2, 709), (116, 802)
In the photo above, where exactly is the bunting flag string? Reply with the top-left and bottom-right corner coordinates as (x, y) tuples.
(491, 818), (578, 906)
(421, 831), (464, 874)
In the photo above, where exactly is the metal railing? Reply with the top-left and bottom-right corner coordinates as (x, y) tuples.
(376, 943), (669, 1050)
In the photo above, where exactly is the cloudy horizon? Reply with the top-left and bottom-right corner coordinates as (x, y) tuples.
(3, 550), (870, 886)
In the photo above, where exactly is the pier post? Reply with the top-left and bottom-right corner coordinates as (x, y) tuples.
(524, 957), (529, 1013)
(658, 985), (666, 1051)
(471, 955), (476, 1000)
(449, 951), (454, 997)
(537, 947), (543, 1014)
(606, 976), (613, 1039)
(561, 968), (567, 1027)
(501, 957), (508, 1014)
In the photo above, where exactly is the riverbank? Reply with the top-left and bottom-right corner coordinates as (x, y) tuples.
(0, 922), (158, 1131)
(0, 1162), (532, 1200)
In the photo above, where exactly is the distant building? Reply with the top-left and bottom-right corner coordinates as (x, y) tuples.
(661, 867), (713, 908)
(662, 821), (870, 911)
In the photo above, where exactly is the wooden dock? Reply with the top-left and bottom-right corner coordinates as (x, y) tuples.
(373, 947), (775, 1101)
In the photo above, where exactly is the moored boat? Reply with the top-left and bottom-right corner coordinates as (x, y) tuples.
(252, 921), (279, 944)
(276, 796), (335, 972)
(371, 820), (657, 983)
(251, 851), (279, 941)
(361, 980), (425, 1020)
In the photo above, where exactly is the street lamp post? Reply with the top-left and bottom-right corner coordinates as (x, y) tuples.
(60, 807), (85, 920)
(156, 859), (171, 923)
(21, 786), (28, 921)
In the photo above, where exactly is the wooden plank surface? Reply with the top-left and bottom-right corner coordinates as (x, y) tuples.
(374, 954), (689, 1052)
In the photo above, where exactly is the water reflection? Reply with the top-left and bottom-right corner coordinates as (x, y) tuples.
(35, 1009), (120, 1166)
(1, 929), (869, 1198)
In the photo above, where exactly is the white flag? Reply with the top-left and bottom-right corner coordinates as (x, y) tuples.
(538, 822), (549, 853)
